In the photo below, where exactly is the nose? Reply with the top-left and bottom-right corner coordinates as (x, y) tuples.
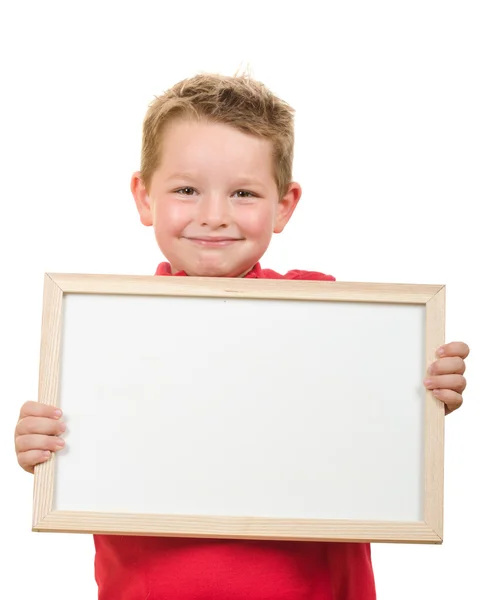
(197, 192), (232, 229)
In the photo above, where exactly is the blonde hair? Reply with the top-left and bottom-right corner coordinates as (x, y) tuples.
(140, 72), (295, 197)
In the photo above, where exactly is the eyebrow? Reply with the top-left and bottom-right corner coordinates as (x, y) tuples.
(165, 173), (198, 182)
(234, 178), (269, 190)
(166, 173), (269, 190)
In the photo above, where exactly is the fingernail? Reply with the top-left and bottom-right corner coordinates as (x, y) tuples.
(59, 422), (67, 432)
(42, 451), (51, 458)
(55, 438), (65, 447)
(53, 409), (62, 418)
(424, 379), (432, 387)
(437, 347), (445, 356)
(427, 364), (433, 375)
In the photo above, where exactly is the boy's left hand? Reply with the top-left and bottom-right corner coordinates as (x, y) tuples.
(424, 341), (470, 414)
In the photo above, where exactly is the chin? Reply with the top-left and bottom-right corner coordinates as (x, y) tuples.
(189, 267), (236, 278)
(188, 261), (251, 278)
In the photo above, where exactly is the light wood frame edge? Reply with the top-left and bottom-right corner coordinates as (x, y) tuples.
(32, 274), (63, 526)
(45, 272), (442, 303)
(32, 273), (445, 544)
(33, 512), (442, 543)
(424, 286), (446, 540)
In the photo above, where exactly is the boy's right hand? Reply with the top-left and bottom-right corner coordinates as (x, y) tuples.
(14, 402), (66, 474)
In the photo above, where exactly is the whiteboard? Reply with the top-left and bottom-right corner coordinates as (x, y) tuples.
(32, 274), (445, 544)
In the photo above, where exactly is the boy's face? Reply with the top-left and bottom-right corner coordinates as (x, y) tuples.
(132, 119), (300, 277)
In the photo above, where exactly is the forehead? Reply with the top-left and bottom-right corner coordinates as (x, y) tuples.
(157, 118), (275, 181)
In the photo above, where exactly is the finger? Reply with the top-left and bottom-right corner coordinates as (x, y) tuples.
(15, 416), (66, 437)
(15, 433), (65, 454)
(17, 449), (52, 474)
(428, 356), (465, 376)
(437, 342), (470, 360)
(18, 401), (62, 421)
(432, 389), (463, 415)
(424, 374), (466, 394)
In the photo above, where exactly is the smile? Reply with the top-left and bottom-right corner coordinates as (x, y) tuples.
(184, 237), (243, 247)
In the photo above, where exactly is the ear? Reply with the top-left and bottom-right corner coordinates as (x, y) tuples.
(273, 182), (302, 233)
(131, 171), (153, 226)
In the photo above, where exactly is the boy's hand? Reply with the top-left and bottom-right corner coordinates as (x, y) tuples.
(14, 401), (66, 473)
(424, 341), (470, 415)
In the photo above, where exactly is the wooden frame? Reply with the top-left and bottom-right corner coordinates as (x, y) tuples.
(33, 273), (445, 544)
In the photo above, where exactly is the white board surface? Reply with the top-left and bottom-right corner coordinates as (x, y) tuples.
(55, 293), (425, 522)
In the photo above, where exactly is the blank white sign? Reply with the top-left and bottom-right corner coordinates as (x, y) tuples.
(32, 274), (445, 543)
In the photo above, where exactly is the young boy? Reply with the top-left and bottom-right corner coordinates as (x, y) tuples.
(15, 73), (469, 599)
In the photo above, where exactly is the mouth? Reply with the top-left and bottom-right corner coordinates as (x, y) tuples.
(183, 237), (243, 247)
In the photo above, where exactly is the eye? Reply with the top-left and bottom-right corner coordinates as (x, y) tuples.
(233, 190), (256, 198)
(175, 187), (196, 196)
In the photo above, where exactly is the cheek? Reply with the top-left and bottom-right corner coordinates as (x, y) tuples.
(238, 204), (276, 240)
(153, 201), (192, 237)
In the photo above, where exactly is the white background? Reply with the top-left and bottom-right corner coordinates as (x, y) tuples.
(0, 1), (478, 598)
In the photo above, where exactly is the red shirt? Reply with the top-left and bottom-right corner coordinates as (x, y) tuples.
(94, 263), (376, 600)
